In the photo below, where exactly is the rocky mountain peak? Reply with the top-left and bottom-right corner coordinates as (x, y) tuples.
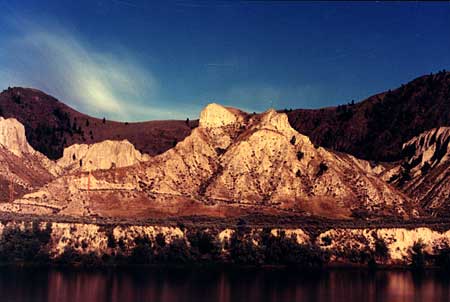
(0, 117), (34, 157)
(199, 103), (245, 128)
(258, 109), (294, 132)
(57, 139), (151, 172)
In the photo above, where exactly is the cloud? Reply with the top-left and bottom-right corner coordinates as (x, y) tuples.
(0, 17), (191, 121)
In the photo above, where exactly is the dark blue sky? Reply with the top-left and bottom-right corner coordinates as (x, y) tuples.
(1, 1), (449, 121)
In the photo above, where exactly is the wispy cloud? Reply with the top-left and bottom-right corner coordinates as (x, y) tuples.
(0, 17), (193, 121)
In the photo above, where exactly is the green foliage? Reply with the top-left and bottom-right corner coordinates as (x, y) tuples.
(321, 235), (332, 246)
(0, 222), (52, 264)
(410, 240), (425, 271)
(433, 244), (450, 271)
(155, 233), (166, 248)
(317, 162), (328, 177)
(290, 136), (296, 145)
(229, 231), (263, 265)
(157, 238), (192, 263)
(106, 229), (116, 248)
(421, 162), (431, 175)
(128, 236), (153, 265)
(374, 237), (389, 261)
(187, 229), (221, 260)
(260, 229), (328, 267)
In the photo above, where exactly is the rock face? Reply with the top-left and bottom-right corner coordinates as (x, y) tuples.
(57, 140), (150, 172)
(199, 103), (245, 128)
(384, 127), (450, 215)
(0, 117), (58, 201)
(6, 104), (413, 219)
(0, 117), (34, 157)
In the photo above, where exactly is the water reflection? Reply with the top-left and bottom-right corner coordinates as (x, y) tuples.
(1, 268), (450, 302)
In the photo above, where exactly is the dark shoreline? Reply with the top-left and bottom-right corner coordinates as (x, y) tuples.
(2, 212), (450, 231)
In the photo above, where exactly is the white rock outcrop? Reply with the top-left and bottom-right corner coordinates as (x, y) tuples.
(57, 139), (150, 172)
(0, 117), (34, 156)
(199, 103), (245, 128)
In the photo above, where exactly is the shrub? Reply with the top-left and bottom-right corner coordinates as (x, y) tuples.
(421, 162), (431, 175)
(128, 236), (153, 264)
(321, 236), (332, 246)
(158, 238), (192, 263)
(290, 136), (296, 145)
(55, 247), (82, 266)
(374, 237), (389, 261)
(434, 244), (450, 271)
(410, 241), (425, 270)
(0, 222), (51, 264)
(187, 230), (221, 260)
(229, 232), (263, 265)
(107, 229), (117, 248)
(317, 162), (328, 177)
(155, 233), (166, 248)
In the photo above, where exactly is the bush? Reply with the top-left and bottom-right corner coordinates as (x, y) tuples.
(0, 222), (51, 264)
(317, 162), (328, 177)
(107, 229), (117, 248)
(229, 232), (263, 265)
(155, 233), (166, 248)
(187, 230), (221, 260)
(434, 244), (450, 271)
(410, 241), (425, 270)
(290, 136), (296, 145)
(55, 247), (82, 266)
(128, 236), (153, 264)
(374, 237), (389, 261)
(157, 238), (192, 263)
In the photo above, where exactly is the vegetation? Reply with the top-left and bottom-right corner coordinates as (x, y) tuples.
(3, 221), (450, 271)
(0, 222), (51, 264)
(410, 240), (426, 271)
(317, 162), (328, 177)
(290, 136), (296, 145)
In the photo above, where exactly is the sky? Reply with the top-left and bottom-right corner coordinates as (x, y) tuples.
(0, 1), (449, 121)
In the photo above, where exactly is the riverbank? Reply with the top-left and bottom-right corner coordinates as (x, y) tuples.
(1, 216), (450, 270)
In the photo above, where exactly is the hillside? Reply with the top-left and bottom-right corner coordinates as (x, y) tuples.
(0, 87), (195, 159)
(287, 71), (450, 161)
(0, 117), (58, 201)
(2, 72), (449, 163)
(381, 127), (450, 216)
(1, 104), (413, 219)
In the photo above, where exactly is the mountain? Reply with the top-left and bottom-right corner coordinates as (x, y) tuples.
(2, 104), (413, 219)
(0, 87), (195, 159)
(287, 71), (450, 161)
(381, 127), (450, 216)
(0, 117), (59, 202)
(2, 72), (449, 164)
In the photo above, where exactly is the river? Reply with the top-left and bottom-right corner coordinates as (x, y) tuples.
(1, 267), (450, 302)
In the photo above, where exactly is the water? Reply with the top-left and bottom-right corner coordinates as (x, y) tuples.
(1, 267), (450, 302)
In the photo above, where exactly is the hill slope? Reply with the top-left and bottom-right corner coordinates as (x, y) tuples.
(0, 117), (58, 201)
(381, 127), (450, 216)
(0, 87), (195, 159)
(287, 71), (450, 161)
(3, 104), (413, 219)
(1, 72), (449, 163)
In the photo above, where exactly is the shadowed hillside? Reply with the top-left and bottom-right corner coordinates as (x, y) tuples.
(1, 71), (449, 163)
(0, 87), (196, 159)
(287, 71), (450, 161)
